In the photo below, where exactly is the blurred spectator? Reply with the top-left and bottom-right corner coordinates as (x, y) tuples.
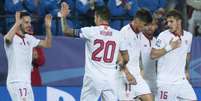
(0, 0), (5, 34)
(153, 8), (168, 36)
(108, 0), (139, 30)
(4, 0), (35, 14)
(31, 0), (59, 35)
(31, 48), (45, 86)
(32, 0), (76, 35)
(76, 0), (105, 27)
(137, 0), (166, 14)
(187, 0), (201, 36)
(4, 0), (36, 32)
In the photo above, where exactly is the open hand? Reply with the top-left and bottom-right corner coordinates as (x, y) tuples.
(60, 2), (70, 18)
(15, 12), (22, 25)
(121, 67), (137, 85)
(45, 14), (52, 28)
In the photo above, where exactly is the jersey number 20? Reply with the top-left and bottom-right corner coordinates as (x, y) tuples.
(92, 39), (116, 63)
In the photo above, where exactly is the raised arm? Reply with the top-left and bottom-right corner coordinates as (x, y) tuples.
(150, 38), (181, 59)
(37, 14), (52, 48)
(60, 2), (76, 37)
(4, 12), (21, 45)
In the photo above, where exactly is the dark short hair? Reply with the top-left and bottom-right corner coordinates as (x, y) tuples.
(166, 9), (183, 21)
(134, 8), (153, 24)
(95, 7), (110, 21)
(20, 11), (30, 18)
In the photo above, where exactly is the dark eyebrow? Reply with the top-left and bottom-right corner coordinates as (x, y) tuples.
(25, 21), (30, 23)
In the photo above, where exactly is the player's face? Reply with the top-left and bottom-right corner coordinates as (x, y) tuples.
(137, 19), (147, 32)
(21, 16), (32, 33)
(167, 16), (180, 33)
(143, 21), (158, 35)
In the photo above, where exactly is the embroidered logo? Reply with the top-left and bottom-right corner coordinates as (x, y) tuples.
(155, 39), (161, 47)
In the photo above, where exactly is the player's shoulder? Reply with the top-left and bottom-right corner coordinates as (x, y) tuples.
(157, 30), (171, 38)
(25, 34), (34, 37)
(183, 30), (193, 37)
(81, 26), (94, 31)
(120, 24), (130, 31)
(25, 34), (37, 40)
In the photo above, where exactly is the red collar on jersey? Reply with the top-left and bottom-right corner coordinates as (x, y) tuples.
(129, 23), (140, 34)
(100, 23), (109, 26)
(143, 31), (153, 40)
(171, 30), (184, 40)
(100, 23), (109, 30)
(16, 33), (25, 39)
(172, 31), (183, 36)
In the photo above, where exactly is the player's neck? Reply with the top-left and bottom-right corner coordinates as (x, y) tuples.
(98, 21), (109, 26)
(130, 21), (140, 34)
(174, 26), (183, 36)
(17, 30), (25, 37)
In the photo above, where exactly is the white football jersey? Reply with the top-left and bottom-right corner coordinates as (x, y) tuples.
(4, 34), (40, 83)
(140, 33), (157, 81)
(120, 24), (141, 76)
(76, 25), (127, 79)
(153, 30), (192, 84)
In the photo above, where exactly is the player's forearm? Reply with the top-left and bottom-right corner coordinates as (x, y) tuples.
(4, 23), (20, 44)
(150, 48), (166, 59)
(44, 26), (52, 48)
(119, 50), (129, 70)
(61, 17), (75, 37)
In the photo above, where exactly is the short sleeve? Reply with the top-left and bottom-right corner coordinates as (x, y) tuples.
(152, 33), (166, 49)
(29, 35), (40, 48)
(119, 30), (128, 51)
(75, 27), (93, 40)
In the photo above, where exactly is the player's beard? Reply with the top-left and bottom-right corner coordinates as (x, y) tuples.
(20, 25), (32, 34)
(20, 25), (26, 35)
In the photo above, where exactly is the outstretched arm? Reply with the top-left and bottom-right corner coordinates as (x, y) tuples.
(4, 12), (21, 45)
(38, 14), (52, 48)
(60, 2), (76, 37)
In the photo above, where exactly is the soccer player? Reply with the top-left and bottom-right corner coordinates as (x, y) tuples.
(150, 9), (197, 101)
(4, 11), (52, 101)
(118, 8), (153, 101)
(60, 2), (135, 101)
(140, 19), (158, 98)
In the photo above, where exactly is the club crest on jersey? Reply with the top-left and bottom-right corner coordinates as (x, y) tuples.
(155, 39), (161, 47)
